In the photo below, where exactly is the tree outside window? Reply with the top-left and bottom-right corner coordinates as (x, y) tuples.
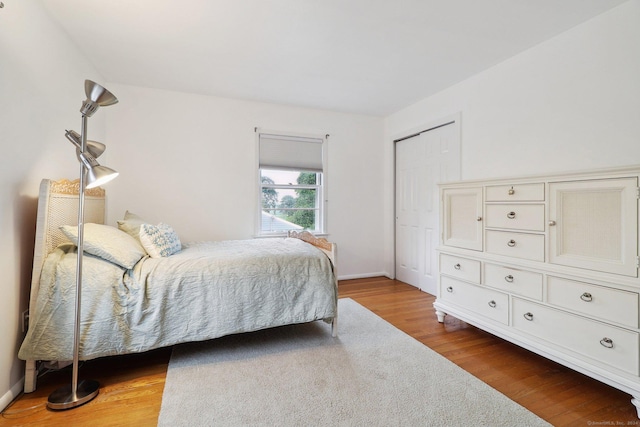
(260, 169), (321, 234)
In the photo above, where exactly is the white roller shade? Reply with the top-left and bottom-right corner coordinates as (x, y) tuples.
(259, 133), (324, 172)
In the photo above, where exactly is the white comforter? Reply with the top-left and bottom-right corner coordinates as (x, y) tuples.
(19, 238), (337, 362)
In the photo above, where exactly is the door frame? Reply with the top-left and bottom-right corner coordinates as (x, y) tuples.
(392, 113), (462, 285)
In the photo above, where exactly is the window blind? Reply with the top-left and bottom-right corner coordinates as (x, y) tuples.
(259, 133), (324, 172)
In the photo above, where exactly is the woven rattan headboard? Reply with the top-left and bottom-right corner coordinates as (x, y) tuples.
(28, 179), (106, 314)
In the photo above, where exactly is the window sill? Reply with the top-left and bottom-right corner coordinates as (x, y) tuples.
(253, 232), (328, 239)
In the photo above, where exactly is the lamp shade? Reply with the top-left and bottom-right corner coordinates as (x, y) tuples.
(78, 152), (119, 188)
(80, 80), (118, 117)
(85, 80), (118, 107)
(65, 130), (106, 158)
(86, 166), (119, 189)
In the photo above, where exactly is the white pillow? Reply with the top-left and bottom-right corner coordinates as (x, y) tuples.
(139, 223), (182, 258)
(117, 211), (147, 244)
(61, 223), (147, 269)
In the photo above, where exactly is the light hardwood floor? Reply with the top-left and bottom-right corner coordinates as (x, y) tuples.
(2, 277), (637, 426)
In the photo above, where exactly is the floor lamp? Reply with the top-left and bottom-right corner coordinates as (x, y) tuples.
(47, 80), (119, 410)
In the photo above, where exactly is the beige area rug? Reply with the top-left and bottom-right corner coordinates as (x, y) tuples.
(158, 298), (550, 426)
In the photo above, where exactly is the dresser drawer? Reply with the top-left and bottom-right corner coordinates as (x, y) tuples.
(440, 276), (509, 324)
(485, 230), (544, 262)
(513, 298), (639, 375)
(485, 204), (545, 232)
(547, 276), (639, 328)
(440, 254), (480, 283)
(484, 263), (543, 300)
(485, 183), (545, 202)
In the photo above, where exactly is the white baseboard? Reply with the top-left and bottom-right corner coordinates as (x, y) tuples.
(1, 377), (24, 412)
(337, 272), (391, 281)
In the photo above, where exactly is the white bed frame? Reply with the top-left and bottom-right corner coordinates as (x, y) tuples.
(24, 178), (338, 393)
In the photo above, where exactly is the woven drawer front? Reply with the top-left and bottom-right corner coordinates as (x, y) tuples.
(513, 298), (639, 375)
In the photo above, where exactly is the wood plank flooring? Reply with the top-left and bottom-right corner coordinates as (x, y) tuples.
(2, 277), (637, 426)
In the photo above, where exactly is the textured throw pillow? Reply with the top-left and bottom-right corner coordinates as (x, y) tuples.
(139, 223), (182, 258)
(61, 223), (147, 269)
(117, 211), (148, 244)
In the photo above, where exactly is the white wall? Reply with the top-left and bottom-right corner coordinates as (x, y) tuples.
(104, 84), (386, 279)
(0, 2), (107, 410)
(383, 0), (640, 275)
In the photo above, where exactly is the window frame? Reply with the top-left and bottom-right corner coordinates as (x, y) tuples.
(255, 129), (328, 237)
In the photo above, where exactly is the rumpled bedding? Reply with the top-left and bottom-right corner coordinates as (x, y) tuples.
(18, 238), (337, 362)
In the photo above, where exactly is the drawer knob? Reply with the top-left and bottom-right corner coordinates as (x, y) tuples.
(507, 211), (516, 219)
(505, 275), (514, 283)
(600, 337), (614, 349)
(548, 220), (556, 226)
(508, 186), (515, 195)
(477, 216), (482, 222)
(580, 292), (593, 302)
(488, 300), (497, 308)
(507, 239), (516, 247)
(446, 286), (454, 293)
(523, 312), (534, 321)
(454, 263), (461, 270)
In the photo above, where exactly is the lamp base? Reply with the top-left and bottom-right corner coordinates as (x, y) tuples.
(47, 379), (99, 410)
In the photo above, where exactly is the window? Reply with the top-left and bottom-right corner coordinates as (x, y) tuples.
(257, 130), (327, 236)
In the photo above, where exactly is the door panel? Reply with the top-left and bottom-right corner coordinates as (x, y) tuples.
(395, 138), (421, 286)
(395, 121), (460, 294)
(549, 177), (638, 277)
(442, 187), (483, 251)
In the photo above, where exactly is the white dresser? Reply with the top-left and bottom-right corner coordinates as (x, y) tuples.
(434, 166), (640, 416)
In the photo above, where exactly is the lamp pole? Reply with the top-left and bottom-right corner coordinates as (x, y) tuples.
(47, 80), (118, 410)
(70, 114), (89, 402)
(47, 114), (100, 410)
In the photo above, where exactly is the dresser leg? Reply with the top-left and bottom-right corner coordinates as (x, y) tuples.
(435, 310), (447, 323)
(631, 396), (640, 419)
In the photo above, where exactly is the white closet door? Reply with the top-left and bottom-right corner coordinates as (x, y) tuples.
(395, 136), (421, 287)
(395, 122), (460, 294)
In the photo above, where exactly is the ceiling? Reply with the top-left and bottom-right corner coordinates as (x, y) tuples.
(40, 0), (628, 116)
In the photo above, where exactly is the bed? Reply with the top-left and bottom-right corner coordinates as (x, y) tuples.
(19, 178), (338, 393)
